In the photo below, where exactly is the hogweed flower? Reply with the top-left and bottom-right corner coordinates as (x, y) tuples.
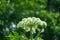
(17, 17), (47, 33)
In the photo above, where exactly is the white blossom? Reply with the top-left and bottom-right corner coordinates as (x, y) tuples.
(17, 17), (47, 33)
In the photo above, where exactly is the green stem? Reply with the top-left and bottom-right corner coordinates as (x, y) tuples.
(30, 26), (33, 40)
(35, 29), (42, 40)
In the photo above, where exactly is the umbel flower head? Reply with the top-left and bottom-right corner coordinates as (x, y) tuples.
(17, 17), (47, 33)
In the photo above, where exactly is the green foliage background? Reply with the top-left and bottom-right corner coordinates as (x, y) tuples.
(0, 0), (60, 40)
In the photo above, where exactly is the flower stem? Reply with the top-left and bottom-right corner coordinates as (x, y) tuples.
(30, 26), (33, 40)
(35, 30), (41, 40)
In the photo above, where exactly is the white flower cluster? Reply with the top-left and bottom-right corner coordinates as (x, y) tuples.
(17, 17), (47, 33)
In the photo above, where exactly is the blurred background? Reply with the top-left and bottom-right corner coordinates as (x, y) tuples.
(0, 0), (60, 40)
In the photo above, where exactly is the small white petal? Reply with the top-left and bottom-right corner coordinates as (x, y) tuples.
(41, 29), (44, 33)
